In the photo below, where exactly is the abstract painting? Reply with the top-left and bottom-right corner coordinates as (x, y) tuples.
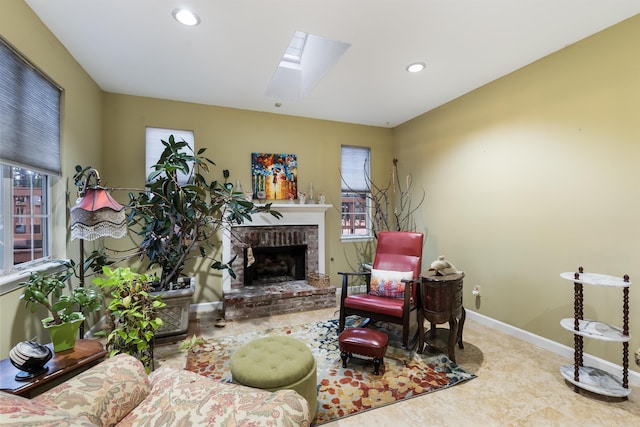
(251, 153), (297, 200)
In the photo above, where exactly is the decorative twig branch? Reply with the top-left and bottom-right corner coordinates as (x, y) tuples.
(340, 158), (425, 271)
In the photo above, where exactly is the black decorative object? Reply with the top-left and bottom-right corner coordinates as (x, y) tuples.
(9, 341), (52, 381)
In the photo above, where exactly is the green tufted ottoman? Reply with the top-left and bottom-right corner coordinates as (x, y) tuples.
(230, 336), (317, 419)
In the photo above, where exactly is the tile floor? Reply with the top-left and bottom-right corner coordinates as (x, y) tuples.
(154, 304), (639, 426)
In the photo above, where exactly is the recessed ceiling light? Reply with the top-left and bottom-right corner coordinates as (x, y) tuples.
(406, 62), (426, 73)
(172, 9), (200, 26)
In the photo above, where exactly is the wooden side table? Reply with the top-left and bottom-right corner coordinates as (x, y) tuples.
(0, 339), (106, 398)
(417, 270), (465, 362)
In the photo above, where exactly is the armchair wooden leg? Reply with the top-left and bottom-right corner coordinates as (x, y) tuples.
(339, 310), (346, 332)
(338, 274), (349, 332)
(402, 328), (409, 349)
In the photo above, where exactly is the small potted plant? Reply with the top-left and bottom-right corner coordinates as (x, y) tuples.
(92, 266), (165, 372)
(20, 260), (103, 352)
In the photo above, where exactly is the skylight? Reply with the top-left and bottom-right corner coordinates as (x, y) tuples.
(282, 31), (308, 65)
(266, 31), (350, 101)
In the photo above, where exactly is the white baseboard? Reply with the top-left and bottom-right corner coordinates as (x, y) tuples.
(336, 285), (365, 296)
(190, 301), (223, 315)
(466, 310), (640, 388)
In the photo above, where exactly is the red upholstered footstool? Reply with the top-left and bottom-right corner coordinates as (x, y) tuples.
(338, 327), (388, 375)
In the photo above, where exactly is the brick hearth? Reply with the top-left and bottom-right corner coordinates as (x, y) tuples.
(223, 281), (336, 320)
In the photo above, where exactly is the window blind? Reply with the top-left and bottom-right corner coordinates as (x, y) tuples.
(145, 127), (195, 184)
(341, 145), (370, 192)
(0, 38), (62, 176)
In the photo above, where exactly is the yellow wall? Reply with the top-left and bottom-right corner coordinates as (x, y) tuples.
(394, 14), (640, 373)
(101, 94), (393, 304)
(0, 0), (104, 357)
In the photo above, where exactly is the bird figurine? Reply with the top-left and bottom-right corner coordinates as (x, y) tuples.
(429, 255), (459, 276)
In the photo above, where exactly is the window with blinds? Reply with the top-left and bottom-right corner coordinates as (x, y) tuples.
(340, 145), (371, 238)
(0, 37), (60, 273)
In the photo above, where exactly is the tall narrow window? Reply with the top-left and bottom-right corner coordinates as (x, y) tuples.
(341, 146), (371, 238)
(0, 37), (60, 274)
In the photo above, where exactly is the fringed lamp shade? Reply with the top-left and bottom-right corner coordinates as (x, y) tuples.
(70, 187), (127, 241)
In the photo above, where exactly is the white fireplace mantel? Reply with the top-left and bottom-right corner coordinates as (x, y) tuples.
(222, 204), (332, 292)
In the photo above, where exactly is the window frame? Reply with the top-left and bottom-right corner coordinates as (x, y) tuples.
(0, 165), (54, 276)
(0, 37), (60, 281)
(340, 145), (373, 241)
(145, 127), (195, 185)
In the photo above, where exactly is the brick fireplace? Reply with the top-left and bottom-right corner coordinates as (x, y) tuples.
(228, 224), (318, 289)
(222, 204), (335, 320)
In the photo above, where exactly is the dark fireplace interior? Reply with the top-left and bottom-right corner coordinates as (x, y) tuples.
(244, 245), (307, 285)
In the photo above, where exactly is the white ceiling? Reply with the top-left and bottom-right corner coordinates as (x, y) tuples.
(25, 0), (640, 128)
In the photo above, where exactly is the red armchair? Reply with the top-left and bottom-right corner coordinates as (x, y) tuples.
(338, 231), (424, 348)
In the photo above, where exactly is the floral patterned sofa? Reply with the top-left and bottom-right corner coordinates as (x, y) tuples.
(0, 353), (310, 426)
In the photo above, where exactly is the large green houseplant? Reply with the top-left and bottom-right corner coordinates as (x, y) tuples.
(127, 135), (282, 290)
(20, 260), (103, 352)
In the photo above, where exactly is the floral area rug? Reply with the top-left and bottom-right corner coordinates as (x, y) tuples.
(185, 317), (476, 425)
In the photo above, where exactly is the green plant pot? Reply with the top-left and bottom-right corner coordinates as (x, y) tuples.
(42, 315), (84, 353)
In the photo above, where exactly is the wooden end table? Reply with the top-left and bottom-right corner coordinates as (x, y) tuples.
(417, 270), (466, 362)
(0, 339), (106, 398)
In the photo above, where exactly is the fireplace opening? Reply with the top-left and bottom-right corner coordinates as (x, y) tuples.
(244, 245), (307, 285)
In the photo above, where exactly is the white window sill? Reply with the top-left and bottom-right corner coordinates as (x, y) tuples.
(0, 260), (69, 296)
(340, 235), (374, 243)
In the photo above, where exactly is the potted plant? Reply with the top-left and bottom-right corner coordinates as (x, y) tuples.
(92, 266), (165, 372)
(20, 260), (103, 352)
(125, 135), (281, 337)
